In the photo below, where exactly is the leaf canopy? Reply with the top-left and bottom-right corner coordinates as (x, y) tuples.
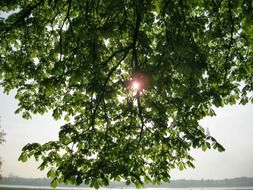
(1, 0), (253, 188)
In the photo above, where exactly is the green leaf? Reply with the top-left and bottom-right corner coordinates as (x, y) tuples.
(94, 181), (99, 189)
(38, 161), (47, 171)
(50, 178), (58, 188)
(162, 177), (170, 183)
(18, 152), (28, 162)
(178, 163), (184, 171)
(76, 176), (83, 185)
(202, 143), (207, 151)
(47, 168), (56, 178)
(216, 143), (226, 152)
(126, 180), (131, 186)
(114, 175), (121, 181)
(22, 111), (32, 120)
(186, 161), (195, 169)
(135, 181), (143, 189)
(144, 176), (151, 184)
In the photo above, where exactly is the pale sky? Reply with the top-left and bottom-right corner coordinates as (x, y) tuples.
(0, 87), (253, 180)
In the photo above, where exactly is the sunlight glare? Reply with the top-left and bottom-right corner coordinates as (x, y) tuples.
(132, 81), (140, 91)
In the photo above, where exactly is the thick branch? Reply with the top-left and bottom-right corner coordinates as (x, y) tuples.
(132, 1), (142, 70)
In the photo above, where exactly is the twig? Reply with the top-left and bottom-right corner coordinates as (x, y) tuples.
(101, 46), (131, 67)
(137, 92), (145, 146)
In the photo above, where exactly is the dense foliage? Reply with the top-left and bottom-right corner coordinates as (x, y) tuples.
(0, 0), (253, 188)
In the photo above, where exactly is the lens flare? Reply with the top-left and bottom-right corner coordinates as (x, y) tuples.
(132, 81), (140, 91)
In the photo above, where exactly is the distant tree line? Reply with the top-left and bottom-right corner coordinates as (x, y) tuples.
(1, 176), (253, 188)
(163, 177), (253, 188)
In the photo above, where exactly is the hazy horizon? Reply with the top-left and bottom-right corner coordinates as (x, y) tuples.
(1, 175), (253, 180)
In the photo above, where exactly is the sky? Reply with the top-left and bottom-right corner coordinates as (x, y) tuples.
(0, 87), (253, 180)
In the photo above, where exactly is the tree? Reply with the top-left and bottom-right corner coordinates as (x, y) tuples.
(0, 117), (6, 179)
(0, 0), (253, 188)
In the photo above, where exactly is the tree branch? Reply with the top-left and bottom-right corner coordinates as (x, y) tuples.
(90, 48), (130, 129)
(102, 98), (110, 151)
(137, 92), (145, 146)
(132, 1), (142, 70)
(59, 0), (72, 62)
(101, 46), (131, 67)
(177, 0), (207, 70)
(223, 0), (234, 82)
(0, 0), (44, 42)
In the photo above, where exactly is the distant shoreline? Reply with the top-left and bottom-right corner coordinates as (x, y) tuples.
(1, 184), (253, 190)
(1, 177), (253, 189)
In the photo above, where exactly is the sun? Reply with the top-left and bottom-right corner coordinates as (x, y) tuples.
(132, 81), (140, 91)
(126, 72), (149, 95)
(129, 79), (143, 94)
